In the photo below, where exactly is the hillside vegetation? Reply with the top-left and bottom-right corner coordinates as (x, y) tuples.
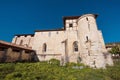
(0, 59), (120, 80)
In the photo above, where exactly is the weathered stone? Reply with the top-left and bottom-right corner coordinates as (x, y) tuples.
(12, 14), (113, 68)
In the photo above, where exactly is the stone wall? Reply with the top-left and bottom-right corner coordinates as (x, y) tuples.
(0, 40), (38, 63)
(12, 35), (34, 48)
(11, 14), (113, 68)
(0, 47), (37, 62)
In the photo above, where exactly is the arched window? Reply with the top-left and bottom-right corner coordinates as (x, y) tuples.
(43, 43), (47, 52)
(73, 41), (78, 52)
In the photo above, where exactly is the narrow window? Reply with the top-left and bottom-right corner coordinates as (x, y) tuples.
(86, 17), (90, 31)
(43, 43), (47, 52)
(69, 23), (73, 27)
(86, 17), (88, 21)
(73, 41), (78, 52)
(86, 36), (89, 42)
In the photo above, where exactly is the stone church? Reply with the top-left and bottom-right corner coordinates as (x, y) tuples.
(12, 14), (113, 68)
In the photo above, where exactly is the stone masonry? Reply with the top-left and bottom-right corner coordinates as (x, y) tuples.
(12, 14), (113, 68)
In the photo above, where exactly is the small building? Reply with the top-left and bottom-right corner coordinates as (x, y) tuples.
(11, 14), (113, 68)
(0, 40), (38, 62)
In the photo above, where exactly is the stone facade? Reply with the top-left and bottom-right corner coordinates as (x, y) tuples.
(12, 14), (113, 68)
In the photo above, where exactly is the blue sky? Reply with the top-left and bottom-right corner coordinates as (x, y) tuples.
(0, 0), (119, 43)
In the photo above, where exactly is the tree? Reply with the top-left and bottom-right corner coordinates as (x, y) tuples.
(109, 46), (120, 56)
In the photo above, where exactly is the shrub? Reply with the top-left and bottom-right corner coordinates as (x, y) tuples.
(65, 62), (85, 68)
(65, 62), (77, 67)
(48, 58), (60, 66)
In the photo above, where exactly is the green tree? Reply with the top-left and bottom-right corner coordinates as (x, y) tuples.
(109, 46), (120, 56)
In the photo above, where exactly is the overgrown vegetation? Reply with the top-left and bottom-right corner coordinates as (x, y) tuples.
(109, 45), (120, 56)
(0, 59), (120, 80)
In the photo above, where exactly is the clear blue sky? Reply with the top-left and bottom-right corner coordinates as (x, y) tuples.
(0, 0), (119, 43)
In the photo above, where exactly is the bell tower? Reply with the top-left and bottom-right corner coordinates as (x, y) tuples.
(77, 14), (110, 68)
(63, 16), (79, 31)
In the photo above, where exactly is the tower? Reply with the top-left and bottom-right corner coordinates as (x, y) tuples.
(77, 14), (113, 68)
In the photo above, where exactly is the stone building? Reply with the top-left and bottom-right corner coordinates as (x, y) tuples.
(12, 14), (113, 68)
(0, 40), (37, 62)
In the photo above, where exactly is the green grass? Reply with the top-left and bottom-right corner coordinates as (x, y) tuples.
(0, 61), (120, 80)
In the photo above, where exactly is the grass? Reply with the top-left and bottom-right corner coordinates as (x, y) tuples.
(0, 61), (120, 80)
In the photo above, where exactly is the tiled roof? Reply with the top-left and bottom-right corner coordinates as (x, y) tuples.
(0, 40), (34, 51)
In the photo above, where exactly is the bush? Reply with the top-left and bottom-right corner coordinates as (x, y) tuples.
(65, 62), (85, 68)
(65, 62), (77, 67)
(48, 58), (60, 66)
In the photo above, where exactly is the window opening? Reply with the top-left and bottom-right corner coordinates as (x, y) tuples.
(86, 36), (89, 42)
(69, 23), (73, 27)
(43, 43), (47, 52)
(86, 17), (88, 21)
(73, 41), (78, 52)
